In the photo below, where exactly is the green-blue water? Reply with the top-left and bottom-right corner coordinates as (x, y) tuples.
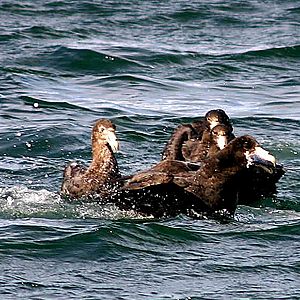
(0, 1), (299, 299)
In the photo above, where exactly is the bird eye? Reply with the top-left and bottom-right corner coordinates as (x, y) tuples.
(244, 141), (252, 149)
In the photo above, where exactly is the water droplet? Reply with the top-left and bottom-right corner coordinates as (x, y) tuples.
(7, 196), (13, 206)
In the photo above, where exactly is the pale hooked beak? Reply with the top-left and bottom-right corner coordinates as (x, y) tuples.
(246, 146), (276, 169)
(209, 121), (219, 129)
(216, 135), (227, 150)
(105, 130), (119, 153)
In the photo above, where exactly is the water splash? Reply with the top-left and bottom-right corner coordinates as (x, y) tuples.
(0, 186), (146, 220)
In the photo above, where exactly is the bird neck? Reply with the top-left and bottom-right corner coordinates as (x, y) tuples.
(214, 145), (246, 173)
(90, 139), (118, 175)
(163, 125), (196, 160)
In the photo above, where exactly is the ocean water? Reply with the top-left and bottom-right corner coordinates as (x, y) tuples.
(0, 1), (300, 299)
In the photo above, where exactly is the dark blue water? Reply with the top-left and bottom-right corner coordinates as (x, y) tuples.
(0, 1), (299, 299)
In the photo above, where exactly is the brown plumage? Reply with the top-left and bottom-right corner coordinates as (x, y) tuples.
(161, 124), (198, 161)
(61, 119), (121, 200)
(173, 135), (277, 216)
(121, 135), (277, 219)
(182, 124), (234, 162)
(161, 109), (234, 161)
(161, 109), (284, 205)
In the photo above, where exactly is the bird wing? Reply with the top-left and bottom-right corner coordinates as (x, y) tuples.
(123, 171), (173, 190)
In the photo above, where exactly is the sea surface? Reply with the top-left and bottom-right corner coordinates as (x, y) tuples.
(0, 1), (299, 299)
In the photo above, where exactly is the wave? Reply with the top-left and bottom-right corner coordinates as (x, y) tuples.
(21, 25), (68, 39)
(0, 33), (20, 42)
(127, 44), (300, 62)
(83, 73), (178, 90)
(39, 46), (148, 74)
(0, 2), (30, 11)
(0, 25), (70, 42)
(235, 116), (300, 127)
(152, 44), (300, 61)
(167, 3), (255, 25)
(228, 44), (300, 59)
(287, 6), (300, 14)
(0, 201), (299, 254)
(20, 95), (92, 112)
(10, 41), (300, 84)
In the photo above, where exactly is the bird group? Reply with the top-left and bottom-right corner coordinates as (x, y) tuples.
(61, 109), (284, 220)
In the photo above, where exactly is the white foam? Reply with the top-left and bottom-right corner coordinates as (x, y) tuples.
(0, 186), (147, 220)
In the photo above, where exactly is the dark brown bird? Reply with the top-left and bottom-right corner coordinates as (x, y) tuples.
(121, 135), (277, 220)
(162, 109), (234, 161)
(61, 119), (121, 200)
(173, 135), (277, 217)
(197, 108), (233, 133)
(182, 124), (234, 162)
(161, 109), (284, 205)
